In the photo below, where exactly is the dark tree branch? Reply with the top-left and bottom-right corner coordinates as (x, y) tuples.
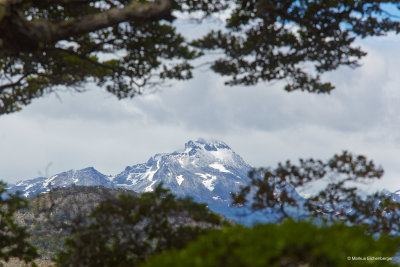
(52, 47), (117, 72)
(0, 0), (173, 51)
(0, 73), (29, 92)
(52, 0), (174, 40)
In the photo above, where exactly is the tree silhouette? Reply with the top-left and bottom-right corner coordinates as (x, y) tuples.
(1, 0), (400, 113)
(232, 151), (400, 234)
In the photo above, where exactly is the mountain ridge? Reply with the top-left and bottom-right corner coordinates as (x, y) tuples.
(7, 139), (252, 220)
(8, 139), (400, 224)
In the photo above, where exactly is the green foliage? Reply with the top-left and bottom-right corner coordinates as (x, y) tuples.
(1, 0), (400, 114)
(53, 184), (224, 266)
(0, 181), (38, 263)
(144, 220), (400, 267)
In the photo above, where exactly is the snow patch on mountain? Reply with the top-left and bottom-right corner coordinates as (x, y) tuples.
(145, 181), (157, 192)
(209, 163), (231, 173)
(176, 175), (184, 185)
(196, 173), (217, 191)
(144, 165), (158, 182)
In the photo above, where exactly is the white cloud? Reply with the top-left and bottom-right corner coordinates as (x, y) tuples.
(2, 33), (400, 194)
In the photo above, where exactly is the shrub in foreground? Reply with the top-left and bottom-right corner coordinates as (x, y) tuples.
(145, 220), (400, 267)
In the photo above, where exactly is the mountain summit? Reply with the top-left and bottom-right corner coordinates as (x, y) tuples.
(113, 139), (251, 215)
(7, 139), (252, 219)
(8, 167), (114, 198)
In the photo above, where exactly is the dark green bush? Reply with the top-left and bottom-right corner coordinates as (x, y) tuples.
(144, 220), (400, 267)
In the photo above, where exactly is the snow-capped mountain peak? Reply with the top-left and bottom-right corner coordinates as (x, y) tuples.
(184, 139), (231, 154)
(171, 139), (248, 171)
(114, 138), (250, 192)
(7, 139), (252, 219)
(8, 166), (113, 198)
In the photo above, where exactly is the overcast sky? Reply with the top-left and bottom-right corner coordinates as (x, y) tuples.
(2, 21), (400, 193)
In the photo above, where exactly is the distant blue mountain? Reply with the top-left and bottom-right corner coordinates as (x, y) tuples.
(9, 139), (400, 224)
